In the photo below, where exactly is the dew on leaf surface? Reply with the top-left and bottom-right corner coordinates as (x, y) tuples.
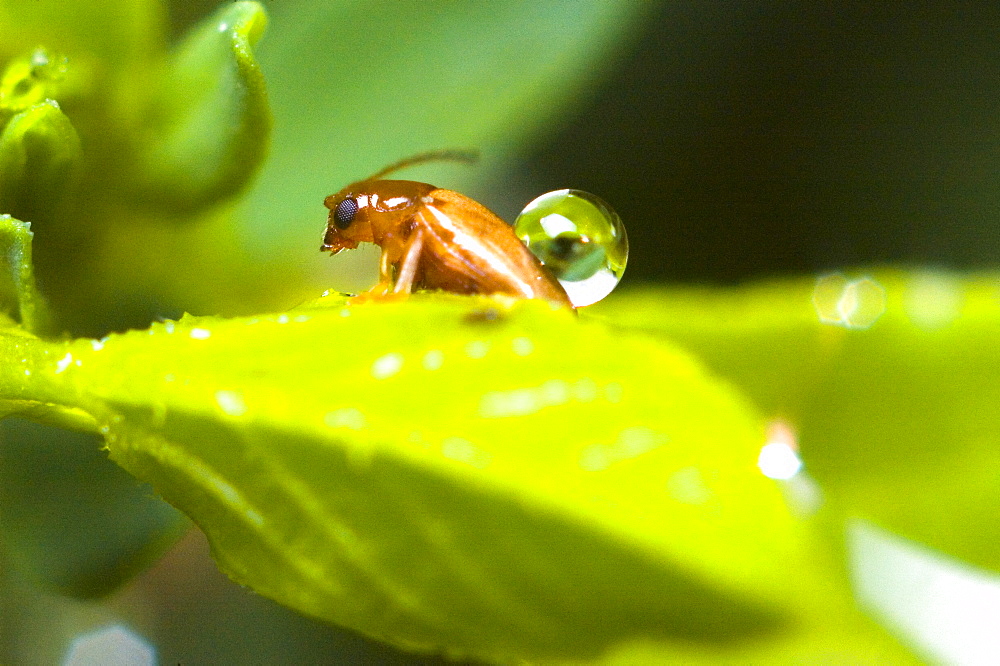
(510, 336), (534, 356)
(324, 407), (367, 430)
(421, 349), (444, 371)
(215, 390), (247, 417)
(514, 189), (628, 307)
(371, 352), (404, 379)
(54, 352), (73, 373)
(464, 340), (490, 359)
(441, 437), (491, 468)
(812, 274), (886, 329)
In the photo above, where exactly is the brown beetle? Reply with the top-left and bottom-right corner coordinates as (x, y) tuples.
(321, 151), (571, 308)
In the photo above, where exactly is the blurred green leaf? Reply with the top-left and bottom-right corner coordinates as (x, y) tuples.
(0, 100), (81, 222)
(0, 292), (912, 662)
(596, 270), (1000, 574)
(0, 418), (188, 598)
(135, 1), (270, 214)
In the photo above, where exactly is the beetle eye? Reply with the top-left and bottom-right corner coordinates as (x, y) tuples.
(333, 197), (359, 229)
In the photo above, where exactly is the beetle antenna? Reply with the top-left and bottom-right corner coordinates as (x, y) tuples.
(366, 149), (479, 181)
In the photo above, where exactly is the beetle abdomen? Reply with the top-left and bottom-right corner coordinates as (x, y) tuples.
(414, 190), (570, 305)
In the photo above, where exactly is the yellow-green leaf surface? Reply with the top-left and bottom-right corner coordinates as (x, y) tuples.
(0, 293), (912, 662)
(597, 270), (1000, 574)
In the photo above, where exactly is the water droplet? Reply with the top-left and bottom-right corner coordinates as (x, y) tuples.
(90, 339), (105, 351)
(478, 379), (617, 419)
(215, 390), (247, 416)
(324, 408), (366, 430)
(276, 314), (289, 324)
(422, 349), (444, 371)
(511, 337), (534, 356)
(441, 437), (491, 468)
(479, 387), (542, 418)
(54, 352), (73, 373)
(189, 327), (211, 340)
(371, 352), (403, 379)
(579, 426), (667, 471)
(514, 189), (628, 307)
(540, 379), (570, 404)
(465, 340), (490, 359)
(666, 466), (713, 505)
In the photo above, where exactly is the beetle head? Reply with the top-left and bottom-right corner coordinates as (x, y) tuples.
(321, 190), (373, 254)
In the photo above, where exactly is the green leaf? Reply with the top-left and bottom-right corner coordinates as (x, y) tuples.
(135, 1), (271, 214)
(0, 215), (52, 335)
(0, 418), (188, 598)
(0, 294), (907, 662)
(0, 100), (82, 222)
(597, 270), (1000, 574)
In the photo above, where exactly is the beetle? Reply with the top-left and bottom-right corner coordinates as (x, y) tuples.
(321, 151), (572, 308)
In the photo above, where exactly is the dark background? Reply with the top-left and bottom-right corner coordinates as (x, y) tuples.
(517, 2), (1000, 284)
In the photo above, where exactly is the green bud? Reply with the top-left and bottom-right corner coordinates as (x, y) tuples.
(0, 215), (51, 334)
(0, 100), (82, 221)
(135, 1), (270, 214)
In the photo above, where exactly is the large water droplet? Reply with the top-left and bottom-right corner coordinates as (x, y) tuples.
(514, 189), (628, 307)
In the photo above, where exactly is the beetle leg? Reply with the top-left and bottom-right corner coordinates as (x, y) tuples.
(393, 227), (426, 294)
(371, 249), (394, 295)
